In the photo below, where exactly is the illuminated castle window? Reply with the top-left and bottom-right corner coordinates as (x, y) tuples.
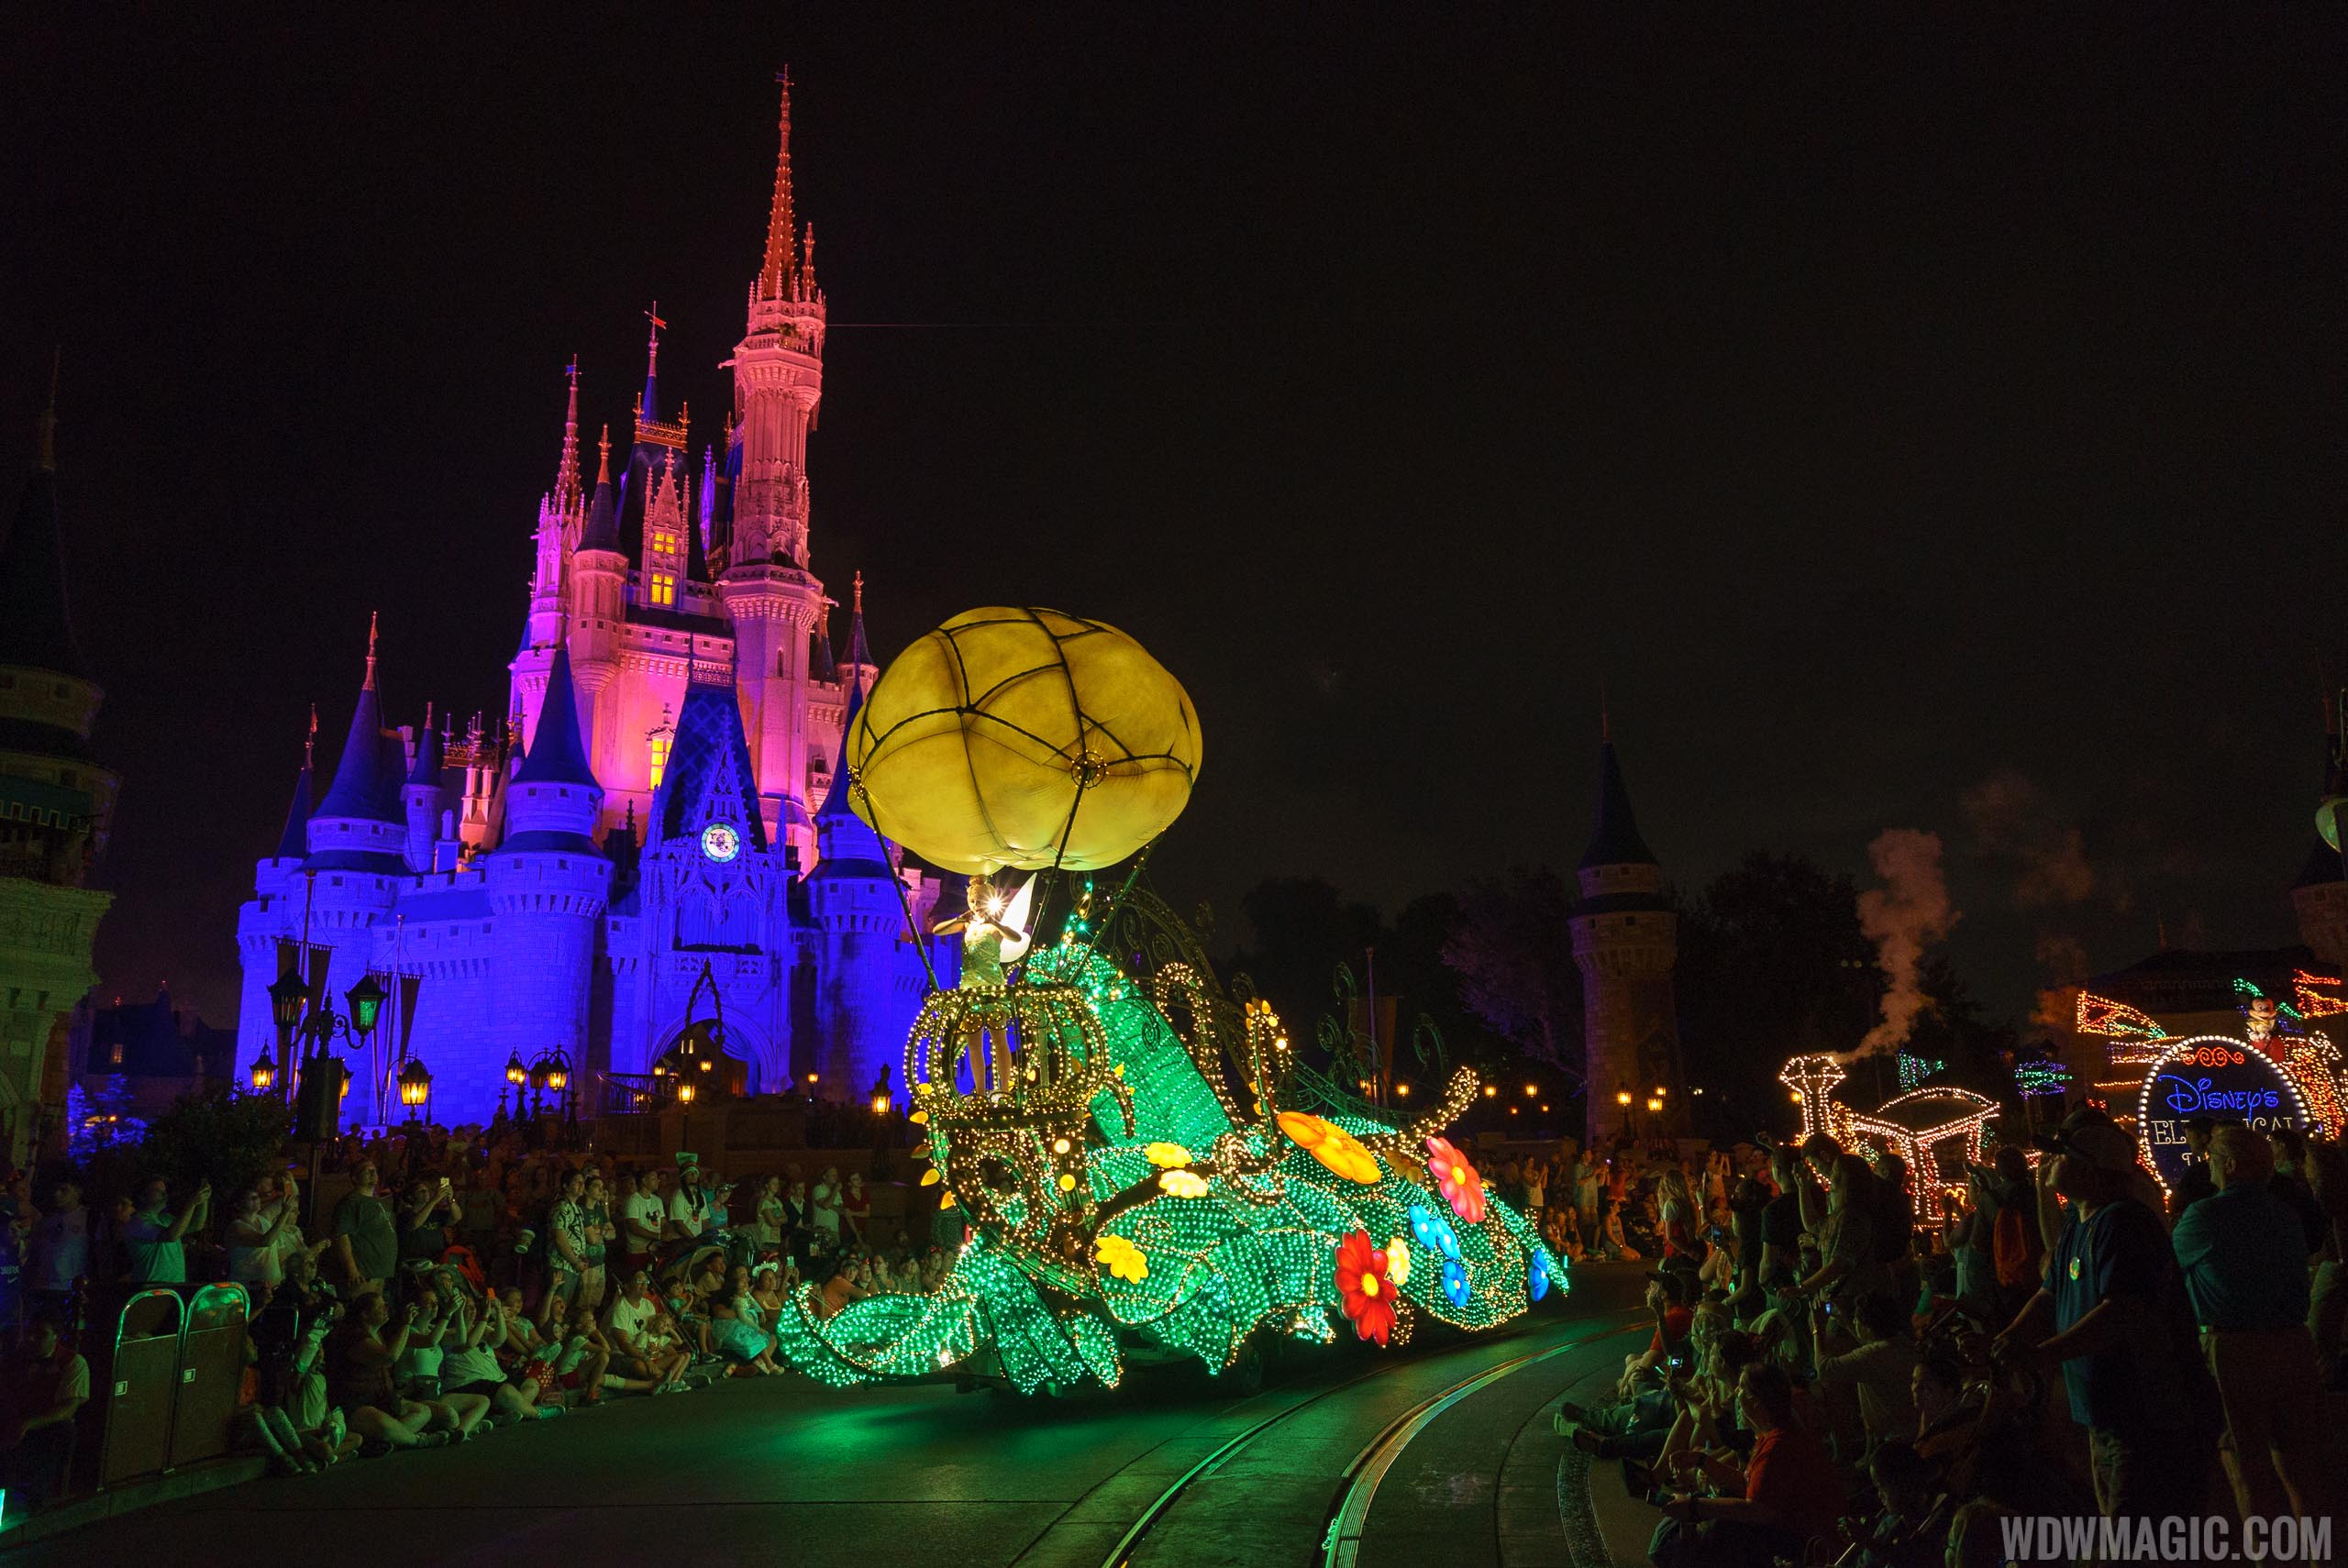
(648, 708), (674, 789)
(652, 530), (678, 557)
(649, 572), (676, 608)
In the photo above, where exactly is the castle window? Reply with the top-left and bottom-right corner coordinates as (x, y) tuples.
(652, 530), (678, 557)
(110, 1043), (123, 1066)
(649, 572), (677, 608)
(648, 708), (674, 788)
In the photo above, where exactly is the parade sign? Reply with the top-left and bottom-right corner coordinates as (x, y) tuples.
(2134, 1035), (2311, 1195)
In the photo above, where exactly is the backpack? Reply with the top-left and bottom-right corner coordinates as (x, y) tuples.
(1991, 1203), (2040, 1289)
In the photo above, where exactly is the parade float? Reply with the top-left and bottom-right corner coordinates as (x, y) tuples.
(770, 608), (1560, 1393)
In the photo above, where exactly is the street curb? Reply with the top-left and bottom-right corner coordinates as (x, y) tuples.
(0, 1453), (268, 1550)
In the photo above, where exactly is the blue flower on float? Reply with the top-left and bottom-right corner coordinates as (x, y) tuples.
(1442, 1258), (1471, 1307)
(1528, 1251), (1550, 1302)
(1408, 1203), (1462, 1261)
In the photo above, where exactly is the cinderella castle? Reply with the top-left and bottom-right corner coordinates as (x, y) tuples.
(234, 80), (957, 1125)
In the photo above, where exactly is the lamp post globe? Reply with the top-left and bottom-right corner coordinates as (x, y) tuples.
(267, 970), (309, 1032)
(345, 973), (388, 1039)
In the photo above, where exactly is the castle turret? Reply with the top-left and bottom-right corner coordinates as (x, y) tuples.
(403, 704), (446, 874)
(806, 668), (913, 1095)
(1568, 723), (1686, 1143)
(483, 644), (611, 1092)
(305, 615), (409, 876)
(570, 426), (629, 780)
(265, 708), (317, 875)
(523, 360), (584, 659)
(719, 73), (829, 859)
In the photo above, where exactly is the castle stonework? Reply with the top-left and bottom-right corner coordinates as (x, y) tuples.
(0, 388), (116, 1165)
(1568, 737), (1686, 1144)
(233, 83), (955, 1125)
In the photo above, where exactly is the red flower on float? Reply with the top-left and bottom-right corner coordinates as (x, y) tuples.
(1424, 1136), (1487, 1223)
(1334, 1229), (1397, 1346)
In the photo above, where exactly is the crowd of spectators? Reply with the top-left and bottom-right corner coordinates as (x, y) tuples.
(1540, 1109), (2345, 1567)
(0, 1117), (958, 1512)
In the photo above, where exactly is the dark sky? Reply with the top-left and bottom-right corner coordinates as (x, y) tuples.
(6, 7), (2344, 1033)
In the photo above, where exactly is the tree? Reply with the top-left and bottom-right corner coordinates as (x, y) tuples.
(1441, 867), (1582, 1074)
(1677, 853), (1880, 1134)
(1232, 877), (1384, 1041)
(127, 1083), (290, 1215)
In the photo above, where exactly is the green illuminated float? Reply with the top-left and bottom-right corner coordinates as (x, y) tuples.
(770, 608), (1561, 1393)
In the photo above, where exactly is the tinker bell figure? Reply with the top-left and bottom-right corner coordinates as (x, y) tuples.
(933, 874), (1037, 1092)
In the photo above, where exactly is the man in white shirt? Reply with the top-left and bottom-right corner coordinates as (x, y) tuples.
(620, 1169), (666, 1275)
(603, 1270), (688, 1390)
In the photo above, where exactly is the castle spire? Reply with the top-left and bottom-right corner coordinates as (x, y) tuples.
(554, 356), (581, 508)
(274, 710), (316, 860)
(362, 610), (380, 690)
(579, 425), (620, 554)
(639, 304), (665, 426)
(515, 643), (597, 788)
(759, 70), (798, 302)
(845, 570), (872, 669)
(0, 352), (92, 681)
(1578, 733), (1657, 871)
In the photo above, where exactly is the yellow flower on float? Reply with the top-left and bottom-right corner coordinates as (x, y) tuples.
(1157, 1168), (1210, 1198)
(1095, 1232), (1148, 1283)
(1384, 1237), (1412, 1286)
(1144, 1142), (1191, 1168)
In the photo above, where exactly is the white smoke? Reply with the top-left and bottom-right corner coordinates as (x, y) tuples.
(1855, 828), (1959, 1055)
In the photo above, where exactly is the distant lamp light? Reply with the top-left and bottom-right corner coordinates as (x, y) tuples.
(338, 1073), (350, 1100)
(397, 1055), (433, 1110)
(1523, 1084), (1538, 1098)
(1653, 1086), (1667, 1098)
(267, 970), (309, 1031)
(345, 973), (388, 1037)
(676, 1078), (697, 1105)
(249, 1049), (276, 1093)
(1482, 1085), (1497, 1099)
(505, 1052), (528, 1088)
(1645, 1096), (1664, 1113)
(1395, 1082), (1412, 1098)
(544, 1049), (570, 1093)
(1616, 1090), (1634, 1107)
(1692, 1086), (1705, 1097)
(869, 1090), (891, 1115)
(806, 1072), (819, 1086)
(1789, 1090), (1803, 1104)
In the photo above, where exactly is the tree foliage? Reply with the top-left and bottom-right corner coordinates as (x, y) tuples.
(1441, 867), (1582, 1074)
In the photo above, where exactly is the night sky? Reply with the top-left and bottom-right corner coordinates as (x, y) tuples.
(7, 8), (2344, 1032)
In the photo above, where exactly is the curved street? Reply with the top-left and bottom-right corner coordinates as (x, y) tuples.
(0, 1267), (1649, 1568)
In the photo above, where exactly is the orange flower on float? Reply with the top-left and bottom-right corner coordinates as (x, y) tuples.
(1279, 1111), (1381, 1185)
(1335, 1230), (1397, 1346)
(1424, 1135), (1487, 1222)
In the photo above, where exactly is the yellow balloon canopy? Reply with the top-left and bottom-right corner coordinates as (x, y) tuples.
(847, 608), (1202, 874)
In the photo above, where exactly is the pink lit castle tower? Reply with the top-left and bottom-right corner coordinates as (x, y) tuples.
(235, 79), (955, 1124)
